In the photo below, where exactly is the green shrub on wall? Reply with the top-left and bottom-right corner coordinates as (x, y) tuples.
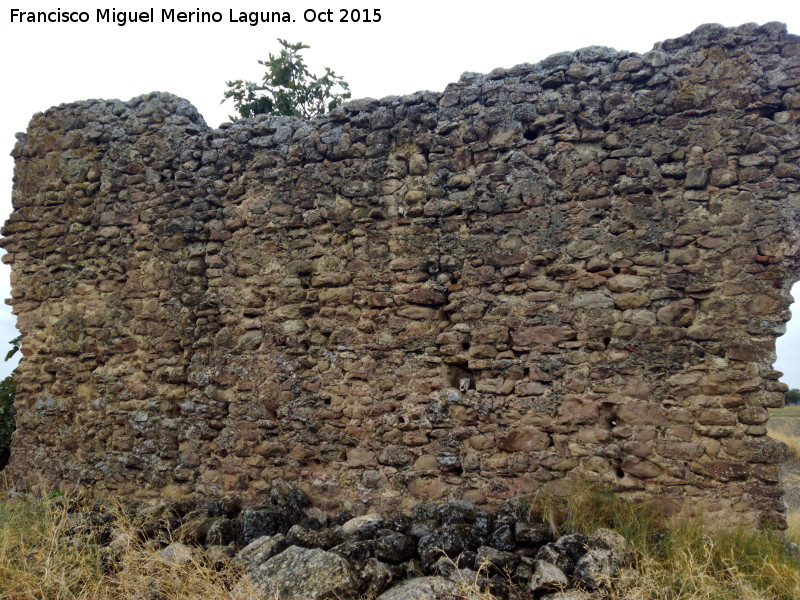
(222, 39), (350, 120)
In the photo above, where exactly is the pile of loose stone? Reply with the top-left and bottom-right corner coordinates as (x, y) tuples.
(65, 483), (633, 599)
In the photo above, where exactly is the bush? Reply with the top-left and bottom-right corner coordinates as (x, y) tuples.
(222, 39), (350, 120)
(0, 335), (20, 469)
(786, 389), (800, 406)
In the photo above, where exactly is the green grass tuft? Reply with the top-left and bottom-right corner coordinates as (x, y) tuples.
(527, 484), (800, 600)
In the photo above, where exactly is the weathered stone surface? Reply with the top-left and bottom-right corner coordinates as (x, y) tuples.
(238, 505), (301, 546)
(515, 522), (550, 546)
(376, 576), (461, 600)
(233, 534), (288, 569)
(529, 560), (569, 593)
(497, 427), (551, 452)
(373, 530), (416, 563)
(287, 524), (345, 549)
(247, 545), (358, 600)
(358, 558), (395, 598)
(418, 524), (486, 571)
(158, 542), (196, 566)
(539, 591), (593, 600)
(3, 22), (800, 530)
(574, 547), (619, 590)
(475, 545), (519, 572)
(204, 517), (235, 547)
(588, 528), (632, 565)
(342, 513), (384, 536)
(205, 544), (235, 566)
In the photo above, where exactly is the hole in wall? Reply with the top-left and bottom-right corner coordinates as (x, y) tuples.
(442, 465), (464, 476)
(589, 212), (605, 224)
(523, 128), (541, 141)
(448, 365), (473, 391)
(746, 105), (780, 120)
(598, 402), (617, 429)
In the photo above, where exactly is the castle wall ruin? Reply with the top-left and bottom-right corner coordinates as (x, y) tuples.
(3, 22), (800, 527)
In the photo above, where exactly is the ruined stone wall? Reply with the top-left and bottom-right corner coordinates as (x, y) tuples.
(4, 22), (800, 527)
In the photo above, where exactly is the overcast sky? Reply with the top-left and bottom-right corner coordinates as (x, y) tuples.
(0, 1), (798, 386)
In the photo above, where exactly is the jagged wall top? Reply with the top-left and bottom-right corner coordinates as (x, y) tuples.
(3, 22), (800, 528)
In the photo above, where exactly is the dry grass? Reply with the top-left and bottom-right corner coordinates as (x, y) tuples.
(0, 492), (259, 600)
(769, 430), (800, 461)
(767, 404), (800, 435)
(525, 485), (800, 600)
(768, 405), (800, 531)
(787, 510), (800, 538)
(1, 486), (799, 600)
(768, 405), (800, 461)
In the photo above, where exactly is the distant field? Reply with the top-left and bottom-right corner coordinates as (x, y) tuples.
(768, 405), (800, 529)
(769, 403), (800, 423)
(768, 404), (800, 455)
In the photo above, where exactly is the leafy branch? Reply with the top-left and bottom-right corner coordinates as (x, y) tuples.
(222, 39), (351, 120)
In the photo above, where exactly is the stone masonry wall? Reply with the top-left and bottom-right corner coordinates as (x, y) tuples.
(3, 23), (800, 528)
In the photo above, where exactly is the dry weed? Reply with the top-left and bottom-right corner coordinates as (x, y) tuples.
(767, 428), (800, 461)
(0, 492), (259, 600)
(528, 484), (800, 600)
(2, 486), (800, 600)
